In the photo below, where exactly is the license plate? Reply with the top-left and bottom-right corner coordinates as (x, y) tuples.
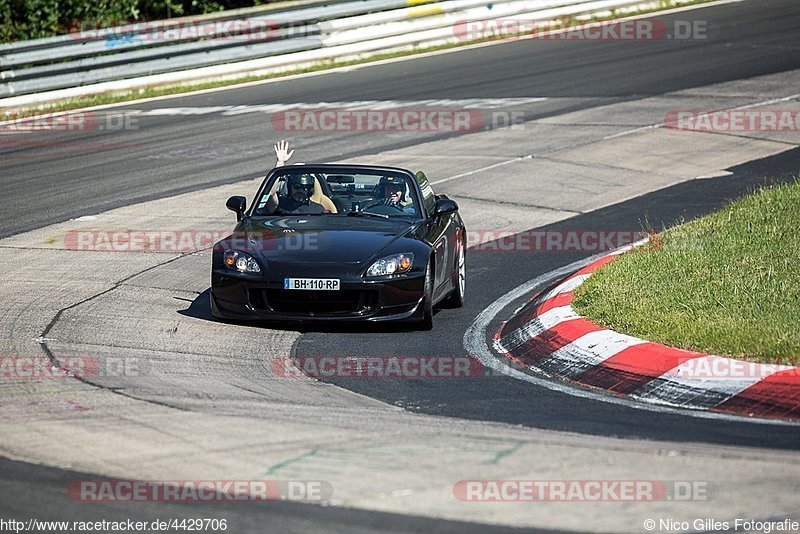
(284, 278), (340, 291)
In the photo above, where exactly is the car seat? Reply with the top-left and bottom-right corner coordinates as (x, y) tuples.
(310, 176), (337, 213)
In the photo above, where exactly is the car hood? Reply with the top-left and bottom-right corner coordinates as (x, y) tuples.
(231, 216), (419, 263)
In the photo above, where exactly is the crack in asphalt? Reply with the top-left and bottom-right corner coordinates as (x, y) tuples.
(36, 251), (202, 413)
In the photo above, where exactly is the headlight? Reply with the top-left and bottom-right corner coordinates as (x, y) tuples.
(223, 250), (261, 273)
(365, 253), (413, 277)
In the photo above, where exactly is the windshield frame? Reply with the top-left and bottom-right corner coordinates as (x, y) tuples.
(247, 164), (425, 220)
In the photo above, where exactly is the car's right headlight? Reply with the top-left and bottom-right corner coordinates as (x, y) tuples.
(365, 253), (413, 277)
(223, 250), (261, 273)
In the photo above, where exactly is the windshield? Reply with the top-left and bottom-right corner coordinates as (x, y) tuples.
(253, 169), (420, 218)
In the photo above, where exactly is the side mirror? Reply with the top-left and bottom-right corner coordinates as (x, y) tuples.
(433, 198), (458, 216)
(226, 195), (247, 221)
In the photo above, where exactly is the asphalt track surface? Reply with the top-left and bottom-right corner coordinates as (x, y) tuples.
(2, 0), (800, 531)
(2, 0), (800, 237)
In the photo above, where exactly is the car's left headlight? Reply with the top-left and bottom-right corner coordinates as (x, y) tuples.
(223, 250), (261, 273)
(365, 253), (413, 277)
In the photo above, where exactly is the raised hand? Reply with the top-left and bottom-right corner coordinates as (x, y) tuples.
(273, 140), (295, 167)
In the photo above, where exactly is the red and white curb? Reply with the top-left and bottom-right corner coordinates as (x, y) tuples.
(493, 245), (800, 421)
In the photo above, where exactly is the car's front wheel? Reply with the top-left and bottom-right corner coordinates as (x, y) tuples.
(443, 240), (465, 308)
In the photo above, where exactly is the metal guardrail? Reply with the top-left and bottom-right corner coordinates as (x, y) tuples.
(0, 0), (693, 104)
(0, 0), (358, 55)
(1, 0), (417, 69)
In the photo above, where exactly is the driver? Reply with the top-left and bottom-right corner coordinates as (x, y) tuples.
(370, 176), (415, 214)
(277, 174), (325, 214)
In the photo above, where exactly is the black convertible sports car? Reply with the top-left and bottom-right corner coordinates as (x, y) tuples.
(210, 164), (466, 329)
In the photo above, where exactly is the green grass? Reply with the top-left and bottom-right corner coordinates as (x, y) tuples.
(572, 181), (800, 365)
(3, 0), (715, 119)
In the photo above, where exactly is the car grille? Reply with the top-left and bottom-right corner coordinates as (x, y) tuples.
(250, 289), (378, 315)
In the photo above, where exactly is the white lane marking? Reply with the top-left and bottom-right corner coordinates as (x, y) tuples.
(541, 329), (648, 378)
(602, 124), (660, 140)
(144, 106), (233, 115)
(433, 94), (799, 186)
(137, 98), (549, 117)
(463, 254), (800, 426)
(729, 93), (800, 110)
(603, 92), (800, 141)
(431, 155), (532, 186)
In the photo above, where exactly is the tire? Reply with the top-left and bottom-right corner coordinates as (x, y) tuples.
(443, 240), (465, 308)
(419, 262), (434, 331)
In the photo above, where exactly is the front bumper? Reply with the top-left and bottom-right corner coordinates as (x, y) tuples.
(210, 269), (426, 322)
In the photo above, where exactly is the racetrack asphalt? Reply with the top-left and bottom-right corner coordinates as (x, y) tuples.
(2, 0), (800, 531)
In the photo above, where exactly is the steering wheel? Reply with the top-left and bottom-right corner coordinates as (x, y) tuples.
(362, 200), (406, 214)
